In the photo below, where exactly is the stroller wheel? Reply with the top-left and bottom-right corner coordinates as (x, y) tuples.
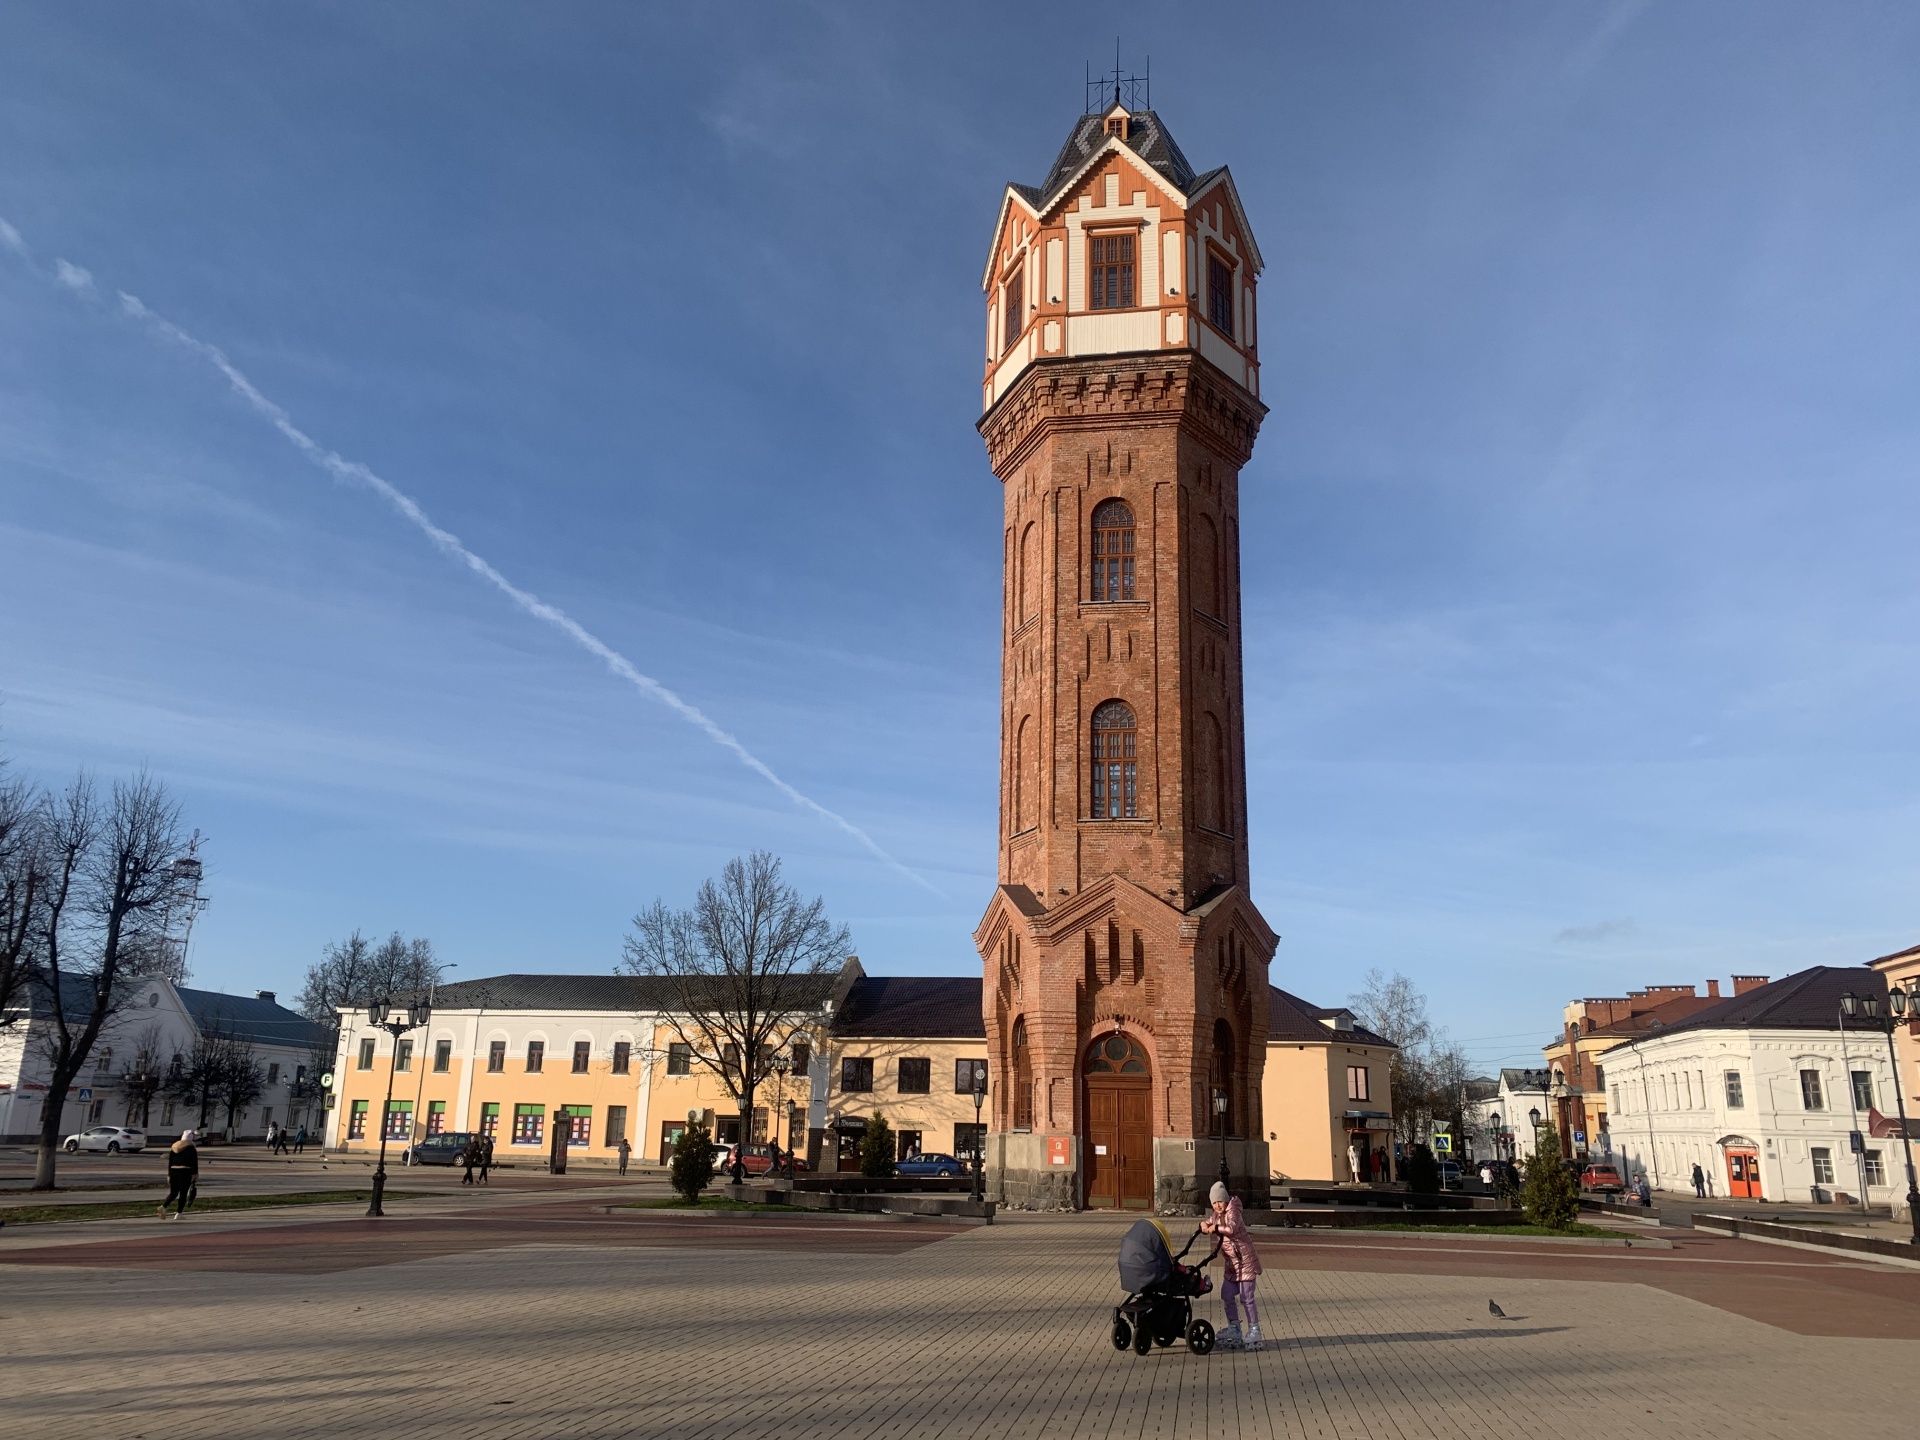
(1187, 1319), (1216, 1356)
(1110, 1319), (1132, 1352)
(1132, 1321), (1153, 1356)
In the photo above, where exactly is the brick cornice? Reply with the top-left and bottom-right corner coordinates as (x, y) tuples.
(977, 351), (1268, 477)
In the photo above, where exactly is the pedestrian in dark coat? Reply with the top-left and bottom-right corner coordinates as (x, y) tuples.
(1691, 1162), (1706, 1199)
(479, 1134), (494, 1185)
(461, 1137), (479, 1186)
(157, 1130), (199, 1219)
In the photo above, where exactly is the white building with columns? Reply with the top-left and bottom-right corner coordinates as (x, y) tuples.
(1604, 965), (1907, 1206)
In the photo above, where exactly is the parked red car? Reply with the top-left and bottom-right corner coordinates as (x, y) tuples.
(713, 1143), (809, 1177)
(1579, 1163), (1624, 1195)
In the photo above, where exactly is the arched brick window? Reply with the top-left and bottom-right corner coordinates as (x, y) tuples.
(1090, 499), (1135, 602)
(1011, 1018), (1034, 1130)
(1211, 1019), (1236, 1138)
(1090, 701), (1138, 819)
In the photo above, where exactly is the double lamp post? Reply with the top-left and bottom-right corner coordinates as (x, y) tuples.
(364, 995), (431, 1218)
(1838, 988), (1920, 1245)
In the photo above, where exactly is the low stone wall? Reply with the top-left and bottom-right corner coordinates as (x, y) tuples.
(1256, 1206), (1527, 1228)
(1693, 1213), (1920, 1261)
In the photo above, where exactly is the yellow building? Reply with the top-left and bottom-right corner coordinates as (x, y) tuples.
(821, 976), (990, 1168)
(1868, 941), (1920, 1143)
(1259, 987), (1396, 1183)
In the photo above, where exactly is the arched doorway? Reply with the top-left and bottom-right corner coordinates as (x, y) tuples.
(1083, 1032), (1153, 1210)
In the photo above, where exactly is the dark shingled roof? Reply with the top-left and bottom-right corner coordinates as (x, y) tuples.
(1617, 965), (1883, 1041)
(175, 986), (329, 1050)
(1501, 1067), (1552, 1092)
(1031, 109), (1199, 209)
(1268, 986), (1397, 1049)
(832, 976), (985, 1040)
(409, 972), (837, 1016)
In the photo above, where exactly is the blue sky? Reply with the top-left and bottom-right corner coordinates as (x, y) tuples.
(1, 3), (1914, 1073)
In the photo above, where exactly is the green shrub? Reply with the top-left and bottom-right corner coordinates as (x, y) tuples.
(669, 1125), (716, 1203)
(860, 1112), (895, 1179)
(1405, 1143), (1441, 1195)
(1521, 1128), (1580, 1229)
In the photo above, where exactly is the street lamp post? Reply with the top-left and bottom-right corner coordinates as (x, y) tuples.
(1843, 989), (1920, 1245)
(364, 996), (431, 1218)
(1213, 1088), (1231, 1192)
(970, 1067), (987, 1203)
(771, 1052), (793, 1179)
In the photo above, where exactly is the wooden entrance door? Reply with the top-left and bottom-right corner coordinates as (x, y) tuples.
(1083, 1033), (1154, 1210)
(1726, 1149), (1762, 1199)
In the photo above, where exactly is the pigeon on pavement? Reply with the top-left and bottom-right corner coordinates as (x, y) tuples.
(1489, 1300), (1508, 1319)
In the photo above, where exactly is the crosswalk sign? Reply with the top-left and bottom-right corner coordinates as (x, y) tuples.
(1431, 1133), (1453, 1154)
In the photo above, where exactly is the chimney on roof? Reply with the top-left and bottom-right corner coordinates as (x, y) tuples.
(1732, 975), (1768, 996)
(1707, 979), (1721, 998)
(256, 990), (275, 1003)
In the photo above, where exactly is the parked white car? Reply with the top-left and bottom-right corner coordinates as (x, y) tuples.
(62, 1126), (146, 1153)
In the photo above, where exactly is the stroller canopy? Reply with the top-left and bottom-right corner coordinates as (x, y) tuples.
(1118, 1218), (1174, 1292)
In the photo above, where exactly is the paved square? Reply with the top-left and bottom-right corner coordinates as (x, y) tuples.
(2, 1195), (1914, 1439)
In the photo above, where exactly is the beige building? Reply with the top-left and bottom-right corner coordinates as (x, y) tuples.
(1260, 987), (1396, 1183)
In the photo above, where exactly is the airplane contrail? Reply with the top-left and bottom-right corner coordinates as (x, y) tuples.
(2, 219), (941, 897)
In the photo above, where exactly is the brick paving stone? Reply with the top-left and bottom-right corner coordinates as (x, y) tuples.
(0, 1210), (1914, 1439)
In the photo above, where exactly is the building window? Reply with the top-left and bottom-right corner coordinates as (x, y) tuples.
(1089, 499), (1135, 602)
(1724, 1071), (1743, 1108)
(1088, 231), (1135, 309)
(266, 1063), (280, 1085)
(1810, 1146), (1835, 1185)
(1012, 1018), (1033, 1130)
(955, 1058), (988, 1094)
(487, 1041), (506, 1073)
(667, 1043), (691, 1076)
(526, 1041), (544, 1074)
(480, 1102), (499, 1139)
(426, 1100), (446, 1136)
(898, 1058), (931, 1094)
(383, 1101), (412, 1141)
(611, 1041), (631, 1076)
(841, 1057), (874, 1093)
(791, 1042), (812, 1080)
(1090, 700), (1139, 819)
(955, 1122), (986, 1161)
(357, 1038), (375, 1071)
(573, 1041), (591, 1074)
(347, 1099), (368, 1139)
(433, 1040), (452, 1073)
(1003, 268), (1024, 353)
(896, 1128), (923, 1161)
(1592, 1065), (1604, 1091)
(605, 1104), (628, 1147)
(1207, 254), (1234, 337)
(395, 1040), (412, 1073)
(512, 1104), (545, 1145)
(1799, 1070), (1824, 1111)
(1346, 1066), (1370, 1102)
(563, 1105), (591, 1145)
(1865, 1150), (1887, 1186)
(1851, 1071), (1875, 1113)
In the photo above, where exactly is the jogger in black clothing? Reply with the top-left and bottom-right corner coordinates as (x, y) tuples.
(159, 1130), (199, 1219)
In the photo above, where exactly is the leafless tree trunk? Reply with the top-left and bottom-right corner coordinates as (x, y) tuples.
(620, 852), (848, 1183)
(0, 766), (48, 1029)
(31, 773), (189, 1189)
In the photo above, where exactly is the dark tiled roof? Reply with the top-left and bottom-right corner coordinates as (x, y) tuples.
(832, 977), (985, 1040)
(1620, 966), (1883, 1041)
(176, 986), (329, 1051)
(1031, 109), (1198, 210)
(25, 971), (101, 1021)
(1578, 993), (1722, 1040)
(413, 972), (834, 1016)
(1873, 941), (1920, 965)
(1500, 1068), (1552, 1092)
(1464, 1076), (1501, 1102)
(1267, 986), (1396, 1049)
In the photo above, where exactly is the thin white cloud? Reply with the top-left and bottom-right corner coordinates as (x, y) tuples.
(0, 218), (25, 257)
(2, 215), (938, 897)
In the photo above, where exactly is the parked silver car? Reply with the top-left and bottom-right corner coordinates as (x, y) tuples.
(62, 1125), (146, 1153)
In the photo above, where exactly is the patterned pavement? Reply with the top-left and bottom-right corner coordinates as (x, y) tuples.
(1, 1198), (1915, 1439)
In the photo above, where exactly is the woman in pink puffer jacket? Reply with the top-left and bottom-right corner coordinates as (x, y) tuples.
(1200, 1181), (1263, 1350)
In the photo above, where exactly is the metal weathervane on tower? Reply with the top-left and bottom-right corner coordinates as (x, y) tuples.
(1085, 42), (1149, 113)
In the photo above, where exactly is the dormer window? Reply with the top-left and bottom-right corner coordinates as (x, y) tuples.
(1106, 116), (1127, 138)
(1003, 267), (1024, 353)
(1089, 232), (1135, 310)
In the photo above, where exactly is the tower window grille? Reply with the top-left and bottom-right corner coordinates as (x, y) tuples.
(1089, 231), (1135, 309)
(1090, 701), (1139, 819)
(1003, 267), (1024, 353)
(1208, 254), (1235, 338)
(1089, 499), (1135, 602)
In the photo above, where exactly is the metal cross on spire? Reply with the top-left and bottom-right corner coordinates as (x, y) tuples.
(1085, 41), (1149, 114)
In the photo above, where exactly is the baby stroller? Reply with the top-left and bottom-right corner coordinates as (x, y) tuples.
(1111, 1218), (1220, 1356)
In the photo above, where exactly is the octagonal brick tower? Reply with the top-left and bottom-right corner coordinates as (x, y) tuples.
(974, 101), (1276, 1210)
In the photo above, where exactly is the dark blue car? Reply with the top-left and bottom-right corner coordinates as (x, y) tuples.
(895, 1152), (968, 1177)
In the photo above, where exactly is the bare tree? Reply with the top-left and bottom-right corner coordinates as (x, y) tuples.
(1349, 968), (1471, 1158)
(117, 1023), (168, 1128)
(30, 773), (191, 1188)
(212, 1033), (265, 1136)
(164, 1027), (226, 1131)
(0, 765), (48, 1029)
(296, 929), (438, 1061)
(620, 852), (849, 1182)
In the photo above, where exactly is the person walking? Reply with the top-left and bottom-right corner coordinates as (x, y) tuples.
(460, 1136), (479, 1186)
(1691, 1162), (1706, 1199)
(157, 1129), (199, 1220)
(616, 1135), (631, 1177)
(1201, 1181), (1264, 1351)
(478, 1133), (494, 1186)
(293, 1125), (307, 1154)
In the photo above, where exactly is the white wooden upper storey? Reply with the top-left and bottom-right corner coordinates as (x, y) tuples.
(982, 103), (1264, 413)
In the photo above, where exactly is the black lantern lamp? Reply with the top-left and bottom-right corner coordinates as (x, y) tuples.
(969, 1066), (987, 1203)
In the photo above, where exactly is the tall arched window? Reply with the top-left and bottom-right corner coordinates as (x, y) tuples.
(1211, 1019), (1235, 1138)
(1018, 522), (1037, 624)
(1090, 499), (1135, 602)
(1011, 1018), (1034, 1130)
(1090, 701), (1138, 819)
(1012, 714), (1034, 833)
